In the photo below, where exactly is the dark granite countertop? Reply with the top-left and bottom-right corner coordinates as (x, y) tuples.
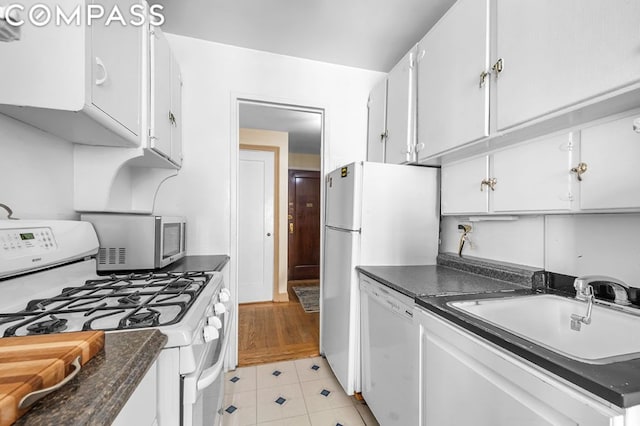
(357, 264), (529, 299)
(162, 254), (230, 273)
(16, 329), (167, 425)
(417, 292), (640, 408)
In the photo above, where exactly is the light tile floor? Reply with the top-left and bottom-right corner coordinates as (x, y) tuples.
(223, 357), (380, 426)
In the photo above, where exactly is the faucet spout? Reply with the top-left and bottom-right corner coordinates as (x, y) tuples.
(574, 275), (630, 306)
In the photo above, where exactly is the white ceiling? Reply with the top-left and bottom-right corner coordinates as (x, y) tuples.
(239, 104), (322, 155)
(151, 0), (456, 72)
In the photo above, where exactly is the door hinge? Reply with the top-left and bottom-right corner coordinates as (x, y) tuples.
(492, 58), (504, 77)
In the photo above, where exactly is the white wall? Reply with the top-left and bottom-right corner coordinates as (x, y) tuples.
(439, 216), (545, 267)
(153, 34), (385, 256)
(0, 114), (76, 220)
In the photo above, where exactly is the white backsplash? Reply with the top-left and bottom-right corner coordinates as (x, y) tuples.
(439, 216), (545, 268)
(0, 114), (76, 220)
(545, 214), (640, 287)
(440, 213), (640, 288)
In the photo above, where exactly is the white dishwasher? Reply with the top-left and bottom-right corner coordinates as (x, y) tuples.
(360, 274), (420, 426)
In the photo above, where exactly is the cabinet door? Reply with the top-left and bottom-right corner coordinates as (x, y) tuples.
(579, 115), (640, 210)
(495, 0), (640, 131)
(492, 134), (573, 212)
(170, 54), (183, 167)
(417, 0), (490, 160)
(386, 46), (416, 164)
(441, 156), (489, 215)
(150, 27), (172, 160)
(366, 79), (387, 163)
(91, 0), (142, 136)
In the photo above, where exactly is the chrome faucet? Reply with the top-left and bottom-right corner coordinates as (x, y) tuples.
(574, 275), (631, 306)
(570, 275), (632, 331)
(570, 283), (594, 330)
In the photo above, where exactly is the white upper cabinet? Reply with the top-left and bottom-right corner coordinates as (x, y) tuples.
(0, 0), (144, 147)
(441, 156), (489, 215)
(169, 54), (183, 167)
(385, 45), (417, 164)
(441, 133), (573, 215)
(417, 0), (490, 160)
(578, 114), (640, 211)
(366, 45), (417, 165)
(366, 78), (387, 163)
(491, 134), (573, 213)
(494, 0), (640, 131)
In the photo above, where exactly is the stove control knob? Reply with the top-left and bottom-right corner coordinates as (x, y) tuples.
(214, 302), (227, 315)
(203, 325), (220, 342)
(208, 316), (223, 329)
(219, 289), (231, 303)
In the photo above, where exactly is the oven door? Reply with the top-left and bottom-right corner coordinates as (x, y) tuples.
(181, 309), (233, 426)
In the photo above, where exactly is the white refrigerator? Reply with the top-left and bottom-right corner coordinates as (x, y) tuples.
(321, 161), (440, 395)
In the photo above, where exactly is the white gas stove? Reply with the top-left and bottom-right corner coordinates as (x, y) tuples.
(0, 220), (232, 425)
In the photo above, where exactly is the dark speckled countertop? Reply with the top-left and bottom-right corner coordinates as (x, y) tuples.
(16, 329), (167, 425)
(357, 264), (529, 298)
(358, 253), (640, 409)
(162, 254), (230, 273)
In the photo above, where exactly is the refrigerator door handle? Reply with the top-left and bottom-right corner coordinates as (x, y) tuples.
(326, 225), (361, 233)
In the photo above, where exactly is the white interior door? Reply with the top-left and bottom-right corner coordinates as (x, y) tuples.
(238, 149), (275, 303)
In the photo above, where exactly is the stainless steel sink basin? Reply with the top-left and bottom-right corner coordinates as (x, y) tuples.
(448, 294), (640, 364)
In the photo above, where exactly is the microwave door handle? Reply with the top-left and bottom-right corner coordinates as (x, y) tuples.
(197, 310), (233, 391)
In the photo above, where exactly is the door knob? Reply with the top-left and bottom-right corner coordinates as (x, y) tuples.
(266, 233), (271, 237)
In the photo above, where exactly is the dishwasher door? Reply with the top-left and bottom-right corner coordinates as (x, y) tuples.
(360, 276), (420, 426)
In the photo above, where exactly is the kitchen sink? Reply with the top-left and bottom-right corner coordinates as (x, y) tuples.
(448, 294), (640, 364)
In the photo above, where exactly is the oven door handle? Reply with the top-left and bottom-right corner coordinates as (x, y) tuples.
(197, 310), (233, 391)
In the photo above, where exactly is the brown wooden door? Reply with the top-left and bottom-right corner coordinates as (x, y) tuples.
(288, 170), (321, 280)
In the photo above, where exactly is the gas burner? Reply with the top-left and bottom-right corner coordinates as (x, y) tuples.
(123, 309), (160, 328)
(118, 293), (141, 306)
(27, 315), (68, 335)
(166, 279), (193, 289)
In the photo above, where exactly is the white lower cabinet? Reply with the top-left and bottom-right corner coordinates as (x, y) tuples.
(112, 360), (158, 426)
(416, 308), (630, 426)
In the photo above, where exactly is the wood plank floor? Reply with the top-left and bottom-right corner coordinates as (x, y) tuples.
(238, 280), (320, 367)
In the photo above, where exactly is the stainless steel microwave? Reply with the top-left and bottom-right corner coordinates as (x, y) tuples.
(81, 214), (186, 271)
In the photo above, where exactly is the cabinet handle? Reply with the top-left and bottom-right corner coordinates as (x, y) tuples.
(380, 130), (388, 142)
(479, 70), (489, 88)
(492, 58), (504, 78)
(480, 178), (497, 191)
(570, 162), (588, 181)
(169, 111), (177, 126)
(95, 57), (108, 86)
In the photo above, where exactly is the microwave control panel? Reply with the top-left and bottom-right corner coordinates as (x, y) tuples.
(0, 227), (58, 258)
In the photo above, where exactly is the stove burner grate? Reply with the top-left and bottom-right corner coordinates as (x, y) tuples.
(27, 315), (68, 335)
(122, 309), (161, 329)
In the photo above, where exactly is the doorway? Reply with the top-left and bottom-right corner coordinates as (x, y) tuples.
(236, 100), (324, 366)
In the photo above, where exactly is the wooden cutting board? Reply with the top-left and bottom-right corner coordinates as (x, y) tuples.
(0, 331), (104, 426)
